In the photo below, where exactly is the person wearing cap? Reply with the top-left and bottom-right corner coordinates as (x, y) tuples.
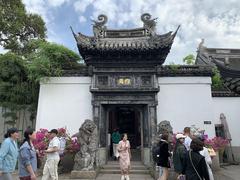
(173, 133), (187, 179)
(0, 128), (19, 180)
(42, 129), (60, 180)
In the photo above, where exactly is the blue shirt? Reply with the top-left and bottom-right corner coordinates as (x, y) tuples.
(0, 137), (19, 172)
(18, 141), (37, 177)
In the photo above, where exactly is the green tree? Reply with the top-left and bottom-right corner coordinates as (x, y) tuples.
(26, 40), (81, 83)
(0, 52), (30, 124)
(0, 41), (82, 126)
(183, 54), (195, 65)
(0, 0), (46, 53)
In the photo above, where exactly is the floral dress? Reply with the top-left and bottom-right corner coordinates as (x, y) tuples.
(118, 140), (131, 172)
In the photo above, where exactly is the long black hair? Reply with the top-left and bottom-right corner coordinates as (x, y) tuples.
(21, 128), (35, 147)
(174, 139), (182, 153)
(4, 128), (18, 138)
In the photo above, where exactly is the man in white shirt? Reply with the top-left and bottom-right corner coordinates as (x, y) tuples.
(42, 129), (60, 180)
(183, 127), (192, 151)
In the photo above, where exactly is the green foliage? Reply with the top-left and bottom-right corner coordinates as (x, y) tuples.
(168, 62), (180, 71)
(212, 67), (224, 89)
(183, 54), (195, 65)
(0, 41), (81, 123)
(26, 40), (81, 82)
(0, 0), (82, 126)
(0, 52), (31, 121)
(0, 0), (46, 52)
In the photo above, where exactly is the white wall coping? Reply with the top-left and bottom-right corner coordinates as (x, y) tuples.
(158, 77), (212, 84)
(40, 77), (91, 84)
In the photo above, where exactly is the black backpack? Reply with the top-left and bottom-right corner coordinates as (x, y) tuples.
(152, 144), (161, 163)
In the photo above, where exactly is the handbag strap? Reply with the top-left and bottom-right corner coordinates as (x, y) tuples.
(189, 150), (202, 180)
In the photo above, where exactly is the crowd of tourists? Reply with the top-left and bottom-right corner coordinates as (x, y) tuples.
(154, 127), (214, 180)
(0, 127), (61, 180)
(111, 127), (215, 180)
(1, 126), (215, 180)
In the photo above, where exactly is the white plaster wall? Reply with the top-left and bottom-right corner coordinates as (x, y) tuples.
(212, 97), (240, 146)
(157, 77), (216, 138)
(36, 77), (92, 135)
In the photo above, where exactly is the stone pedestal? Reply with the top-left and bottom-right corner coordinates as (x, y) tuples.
(143, 147), (151, 166)
(71, 170), (97, 179)
(97, 147), (107, 166)
(212, 151), (220, 171)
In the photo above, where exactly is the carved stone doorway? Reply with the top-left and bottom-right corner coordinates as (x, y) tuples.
(108, 106), (141, 161)
(92, 93), (158, 166)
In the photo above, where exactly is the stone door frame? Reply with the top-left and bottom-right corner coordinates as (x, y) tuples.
(92, 93), (158, 166)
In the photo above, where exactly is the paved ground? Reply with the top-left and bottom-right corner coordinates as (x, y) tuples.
(96, 174), (153, 180)
(213, 165), (240, 180)
(12, 165), (240, 180)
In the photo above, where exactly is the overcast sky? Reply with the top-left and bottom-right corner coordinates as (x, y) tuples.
(2, 0), (240, 64)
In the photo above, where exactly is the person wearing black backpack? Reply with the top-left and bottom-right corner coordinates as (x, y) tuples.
(157, 133), (171, 180)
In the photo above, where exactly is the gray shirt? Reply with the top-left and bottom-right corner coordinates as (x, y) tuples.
(18, 141), (37, 177)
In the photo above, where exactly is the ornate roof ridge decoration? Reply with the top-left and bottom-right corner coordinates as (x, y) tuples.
(71, 13), (180, 66)
(90, 13), (158, 38)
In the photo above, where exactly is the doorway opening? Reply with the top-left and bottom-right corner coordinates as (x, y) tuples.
(108, 106), (141, 161)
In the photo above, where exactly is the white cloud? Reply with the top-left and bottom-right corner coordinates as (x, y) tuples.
(47, 0), (69, 7)
(79, 16), (87, 23)
(73, 0), (240, 64)
(22, 0), (52, 23)
(22, 0), (70, 45)
(74, 0), (94, 13)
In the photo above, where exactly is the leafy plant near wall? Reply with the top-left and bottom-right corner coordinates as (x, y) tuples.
(212, 67), (224, 89)
(168, 62), (180, 71)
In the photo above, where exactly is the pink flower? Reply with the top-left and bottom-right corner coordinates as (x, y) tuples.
(204, 137), (229, 151)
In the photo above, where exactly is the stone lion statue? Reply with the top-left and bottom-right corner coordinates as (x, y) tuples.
(153, 120), (173, 146)
(157, 120), (173, 136)
(73, 119), (98, 171)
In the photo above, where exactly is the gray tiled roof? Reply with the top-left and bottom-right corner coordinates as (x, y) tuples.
(71, 14), (179, 65)
(196, 40), (240, 95)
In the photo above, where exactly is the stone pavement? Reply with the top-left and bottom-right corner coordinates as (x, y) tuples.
(213, 165), (240, 180)
(12, 165), (240, 180)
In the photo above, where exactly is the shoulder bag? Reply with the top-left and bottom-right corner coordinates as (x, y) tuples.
(189, 150), (203, 180)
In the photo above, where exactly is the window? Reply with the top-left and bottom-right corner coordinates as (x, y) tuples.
(98, 76), (108, 86)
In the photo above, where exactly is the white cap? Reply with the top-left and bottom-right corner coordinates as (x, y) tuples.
(176, 134), (186, 140)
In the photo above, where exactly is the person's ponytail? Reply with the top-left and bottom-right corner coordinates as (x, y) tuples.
(4, 132), (9, 138)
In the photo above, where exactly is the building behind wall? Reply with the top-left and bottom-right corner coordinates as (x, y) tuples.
(35, 14), (240, 165)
